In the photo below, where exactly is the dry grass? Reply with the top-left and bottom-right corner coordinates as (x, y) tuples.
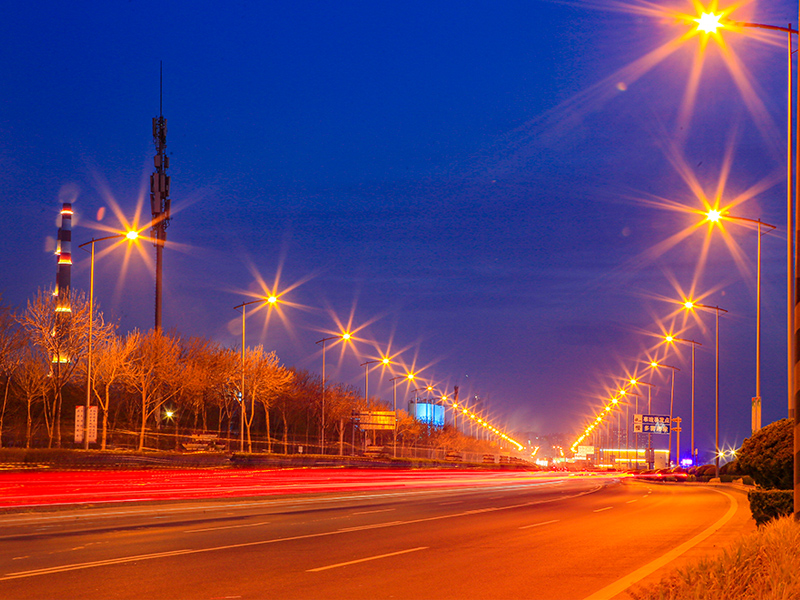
(628, 516), (800, 600)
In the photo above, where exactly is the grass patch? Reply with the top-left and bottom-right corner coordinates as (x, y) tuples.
(628, 516), (800, 600)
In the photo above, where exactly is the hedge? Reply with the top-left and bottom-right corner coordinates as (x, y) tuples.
(747, 489), (793, 526)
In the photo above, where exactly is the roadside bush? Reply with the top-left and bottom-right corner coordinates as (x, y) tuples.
(737, 418), (792, 490)
(748, 489), (794, 526)
(629, 516), (800, 600)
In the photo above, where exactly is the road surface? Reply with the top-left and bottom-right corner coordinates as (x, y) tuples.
(0, 471), (742, 599)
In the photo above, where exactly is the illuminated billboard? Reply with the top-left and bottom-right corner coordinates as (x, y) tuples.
(410, 399), (445, 427)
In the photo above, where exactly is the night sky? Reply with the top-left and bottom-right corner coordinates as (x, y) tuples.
(2, 0), (796, 460)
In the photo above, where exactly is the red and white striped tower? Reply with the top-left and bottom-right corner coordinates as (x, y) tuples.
(55, 202), (73, 313)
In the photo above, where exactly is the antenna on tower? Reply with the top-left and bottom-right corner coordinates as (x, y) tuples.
(150, 61), (171, 331)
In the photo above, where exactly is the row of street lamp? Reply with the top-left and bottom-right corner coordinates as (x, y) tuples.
(231, 292), (525, 454)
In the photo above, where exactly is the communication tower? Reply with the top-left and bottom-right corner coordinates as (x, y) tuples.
(150, 62), (171, 330)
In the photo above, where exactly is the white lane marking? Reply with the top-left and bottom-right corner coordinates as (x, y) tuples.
(184, 521), (271, 533)
(307, 546), (428, 572)
(626, 499), (638, 504)
(583, 488), (738, 600)
(0, 483), (607, 582)
(519, 519), (560, 530)
(337, 521), (404, 532)
(439, 501), (462, 506)
(11, 557), (28, 561)
(593, 507), (613, 513)
(351, 508), (396, 515)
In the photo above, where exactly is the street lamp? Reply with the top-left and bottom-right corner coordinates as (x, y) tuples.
(688, 10), (800, 506)
(617, 388), (642, 468)
(705, 210), (776, 432)
(664, 334), (702, 466)
(360, 357), (391, 402)
(234, 294), (278, 453)
(389, 372), (415, 457)
(316, 331), (352, 455)
(78, 230), (140, 450)
(650, 361), (680, 465)
(683, 300), (728, 478)
(628, 378), (657, 469)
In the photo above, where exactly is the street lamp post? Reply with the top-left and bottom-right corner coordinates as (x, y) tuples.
(359, 357), (390, 447)
(705, 210), (776, 432)
(665, 335), (702, 466)
(618, 389), (639, 468)
(316, 332), (351, 455)
(360, 357), (390, 402)
(389, 372), (415, 457)
(684, 301), (728, 478)
(692, 10), (800, 513)
(650, 362), (680, 465)
(629, 379), (656, 469)
(78, 230), (139, 450)
(234, 295), (278, 453)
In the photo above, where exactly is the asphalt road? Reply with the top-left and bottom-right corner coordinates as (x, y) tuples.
(0, 472), (738, 600)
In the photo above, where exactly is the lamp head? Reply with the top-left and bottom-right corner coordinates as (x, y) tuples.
(125, 230), (139, 240)
(695, 12), (722, 34)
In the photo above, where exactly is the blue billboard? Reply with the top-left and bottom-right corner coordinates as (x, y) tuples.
(410, 400), (445, 427)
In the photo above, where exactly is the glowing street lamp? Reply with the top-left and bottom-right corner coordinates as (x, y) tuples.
(664, 334), (702, 465)
(389, 372), (415, 457)
(234, 294), (279, 452)
(360, 357), (391, 402)
(315, 331), (352, 454)
(705, 210), (776, 432)
(628, 378), (657, 469)
(695, 12), (722, 34)
(650, 361), (680, 465)
(683, 300), (728, 477)
(78, 230), (140, 450)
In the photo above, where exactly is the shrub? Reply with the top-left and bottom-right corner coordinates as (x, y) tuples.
(629, 516), (800, 599)
(737, 418), (793, 490)
(747, 489), (793, 526)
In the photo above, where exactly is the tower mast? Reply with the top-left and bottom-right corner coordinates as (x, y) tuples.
(150, 62), (171, 331)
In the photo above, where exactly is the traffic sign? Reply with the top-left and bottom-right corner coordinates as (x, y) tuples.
(633, 414), (670, 434)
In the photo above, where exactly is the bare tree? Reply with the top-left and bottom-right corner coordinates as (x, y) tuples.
(123, 329), (185, 451)
(14, 345), (49, 448)
(79, 325), (130, 450)
(17, 289), (91, 447)
(0, 298), (25, 447)
(247, 346), (292, 453)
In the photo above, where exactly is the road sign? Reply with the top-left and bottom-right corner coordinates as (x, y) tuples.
(74, 406), (98, 444)
(354, 411), (396, 431)
(633, 414), (670, 434)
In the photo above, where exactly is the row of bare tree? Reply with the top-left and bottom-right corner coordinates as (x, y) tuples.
(0, 290), (499, 455)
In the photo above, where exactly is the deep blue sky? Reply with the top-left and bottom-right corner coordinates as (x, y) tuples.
(1, 0), (796, 459)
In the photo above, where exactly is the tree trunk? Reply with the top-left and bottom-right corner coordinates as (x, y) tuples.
(282, 408), (288, 454)
(0, 375), (10, 448)
(339, 418), (344, 456)
(26, 395), (32, 449)
(101, 386), (111, 451)
(139, 390), (148, 451)
(265, 408), (272, 454)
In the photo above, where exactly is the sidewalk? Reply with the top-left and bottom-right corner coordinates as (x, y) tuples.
(614, 483), (755, 599)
